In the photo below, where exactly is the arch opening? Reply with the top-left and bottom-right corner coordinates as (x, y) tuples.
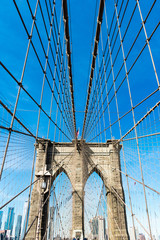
(47, 171), (73, 240)
(84, 171), (108, 240)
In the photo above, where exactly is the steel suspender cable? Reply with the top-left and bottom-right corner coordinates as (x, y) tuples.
(62, 0), (77, 140)
(81, 0), (105, 140)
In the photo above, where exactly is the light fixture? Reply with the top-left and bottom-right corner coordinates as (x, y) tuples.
(41, 181), (47, 189)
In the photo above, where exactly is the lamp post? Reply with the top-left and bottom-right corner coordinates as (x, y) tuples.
(36, 179), (47, 240)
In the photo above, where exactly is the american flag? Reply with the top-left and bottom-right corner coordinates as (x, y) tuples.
(76, 129), (79, 138)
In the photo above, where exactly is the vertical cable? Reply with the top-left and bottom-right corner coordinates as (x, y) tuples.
(24, 2), (57, 237)
(0, 0), (39, 180)
(114, 1), (153, 239)
(136, 0), (160, 88)
(103, 2), (137, 239)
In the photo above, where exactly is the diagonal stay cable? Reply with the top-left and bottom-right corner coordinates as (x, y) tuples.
(83, 0), (125, 137)
(84, 0), (125, 137)
(0, 0), (39, 181)
(26, 0), (74, 135)
(12, 0), (74, 138)
(0, 100), (36, 139)
(87, 16), (160, 141)
(0, 148), (75, 210)
(0, 62), (71, 141)
(84, 0), (158, 140)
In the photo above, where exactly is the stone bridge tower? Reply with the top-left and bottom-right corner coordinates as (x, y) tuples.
(26, 140), (129, 240)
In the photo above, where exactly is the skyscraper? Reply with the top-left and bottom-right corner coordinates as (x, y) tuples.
(20, 201), (28, 239)
(48, 206), (54, 239)
(4, 207), (15, 235)
(90, 216), (106, 240)
(128, 226), (139, 240)
(0, 211), (3, 229)
(92, 217), (98, 236)
(90, 217), (98, 239)
(98, 217), (106, 240)
(15, 215), (22, 240)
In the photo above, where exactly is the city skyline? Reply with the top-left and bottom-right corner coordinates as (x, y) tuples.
(0, 201), (27, 240)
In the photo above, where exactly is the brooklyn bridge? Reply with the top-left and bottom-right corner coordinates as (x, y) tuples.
(0, 0), (160, 239)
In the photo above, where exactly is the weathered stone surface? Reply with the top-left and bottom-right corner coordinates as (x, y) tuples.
(26, 140), (129, 240)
